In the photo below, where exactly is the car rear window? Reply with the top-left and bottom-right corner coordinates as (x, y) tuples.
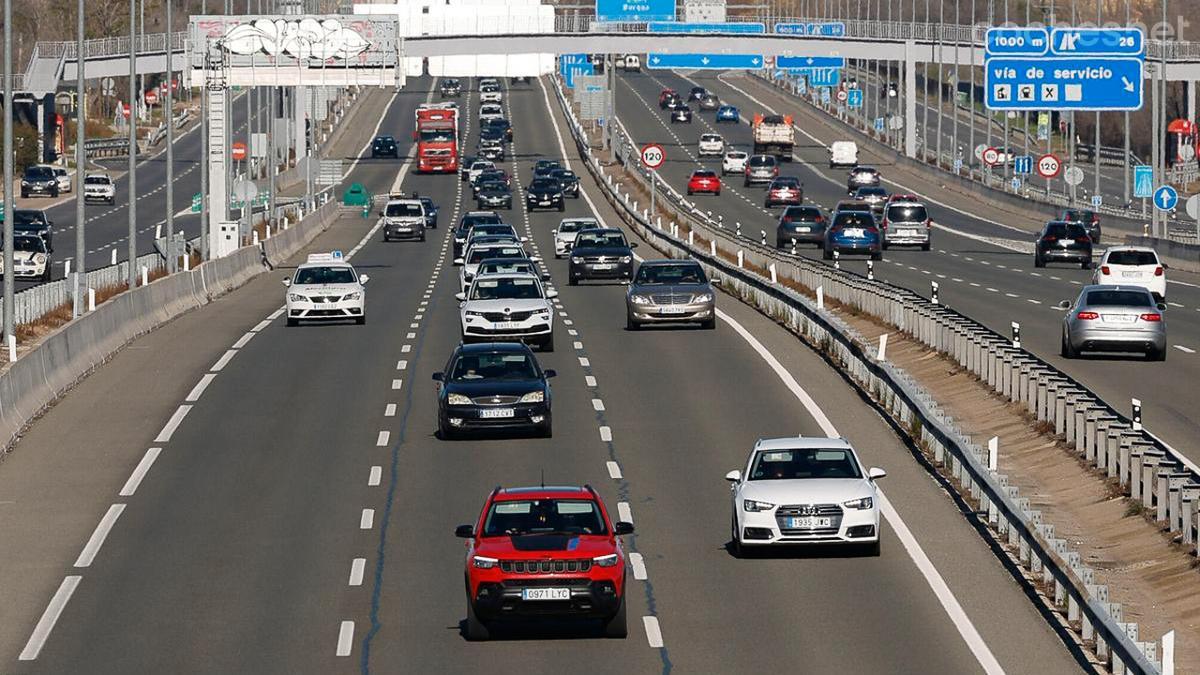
(726, 152), (747, 159)
(1106, 250), (1159, 266)
(886, 205), (928, 222)
(1085, 290), (1153, 307)
(558, 220), (598, 233)
(749, 156), (776, 167)
(834, 213), (874, 228)
(693, 171), (717, 178)
(772, 178), (800, 188)
(1044, 223), (1088, 238)
(782, 206), (822, 221)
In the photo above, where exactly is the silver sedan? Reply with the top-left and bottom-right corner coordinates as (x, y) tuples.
(1060, 285), (1167, 361)
(625, 259), (716, 330)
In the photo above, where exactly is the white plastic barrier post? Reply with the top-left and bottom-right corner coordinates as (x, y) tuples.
(877, 333), (888, 361)
(141, 265), (149, 287)
(88, 288), (96, 312)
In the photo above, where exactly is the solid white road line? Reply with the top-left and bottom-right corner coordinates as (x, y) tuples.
(715, 307), (1005, 675)
(384, 403), (397, 417)
(185, 374), (217, 403)
(368, 466), (383, 487)
(599, 426), (613, 442)
(154, 405), (193, 443)
(336, 620), (355, 657)
(606, 461), (623, 479)
(376, 431), (390, 447)
(642, 616), (664, 648)
(18, 576), (83, 660)
(119, 447), (163, 497)
(231, 331), (255, 349)
(1173, 345), (1195, 354)
(629, 552), (648, 580)
(211, 349), (238, 372)
(617, 501), (633, 524)
(74, 504), (126, 568)
(349, 558), (367, 586)
(360, 509), (375, 530)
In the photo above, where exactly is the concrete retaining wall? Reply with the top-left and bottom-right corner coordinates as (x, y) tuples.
(0, 198), (340, 453)
(1123, 234), (1200, 274)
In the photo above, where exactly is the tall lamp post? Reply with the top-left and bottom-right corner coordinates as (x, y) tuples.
(3, 0), (14, 355)
(73, 0), (87, 317)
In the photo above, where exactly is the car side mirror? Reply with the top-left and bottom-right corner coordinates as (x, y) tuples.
(1162, 263), (1169, 270)
(455, 292), (467, 302)
(629, 242), (639, 249)
(432, 372), (443, 382)
(455, 524), (474, 538)
(379, 211), (385, 216)
(359, 274), (369, 285)
(1058, 300), (1071, 309)
(725, 470), (742, 483)
(453, 258), (465, 265)
(546, 289), (559, 299)
(1157, 302), (1167, 311)
(541, 273), (552, 282)
(614, 521), (635, 536)
(529, 255), (542, 263)
(544, 369), (557, 378)
(868, 467), (887, 480)
(282, 278), (291, 286)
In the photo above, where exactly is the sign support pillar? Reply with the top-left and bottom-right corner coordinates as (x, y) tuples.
(208, 86), (234, 258)
(904, 40), (917, 159)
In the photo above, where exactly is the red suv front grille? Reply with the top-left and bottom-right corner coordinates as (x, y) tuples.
(501, 559), (593, 574)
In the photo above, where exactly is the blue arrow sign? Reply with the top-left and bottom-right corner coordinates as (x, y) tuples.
(874, 117), (885, 132)
(563, 63), (594, 88)
(985, 57), (1143, 111)
(1092, 195), (1103, 208)
(774, 22), (845, 36)
(1133, 165), (1154, 198)
(807, 67), (841, 87)
(777, 56), (846, 69)
(648, 21), (765, 33)
(646, 53), (764, 69)
(1013, 155), (1033, 175)
(1050, 28), (1144, 56)
(986, 27), (1051, 56)
(596, 0), (675, 23)
(1154, 185), (1179, 211)
(846, 88), (863, 109)
(1011, 178), (1022, 191)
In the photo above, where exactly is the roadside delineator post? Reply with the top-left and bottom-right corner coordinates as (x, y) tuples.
(816, 286), (824, 310)
(1132, 399), (1143, 432)
(931, 281), (940, 305)
(1012, 321), (1022, 349)
(737, 250), (744, 268)
(760, 229), (766, 246)
(867, 259), (875, 280)
(833, 250), (840, 270)
(877, 333), (887, 361)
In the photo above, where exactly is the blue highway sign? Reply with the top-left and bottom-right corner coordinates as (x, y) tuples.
(1050, 28), (1143, 56)
(560, 54), (593, 88)
(596, 0), (675, 22)
(820, 88), (830, 104)
(985, 57), (1143, 111)
(1012, 155), (1033, 175)
(986, 27), (1050, 56)
(777, 56), (846, 69)
(774, 22), (845, 36)
(1134, 165), (1154, 198)
(1092, 195), (1103, 208)
(874, 117), (885, 132)
(646, 53), (763, 69)
(847, 88), (863, 109)
(806, 67), (841, 87)
(1154, 185), (1179, 212)
(648, 21), (765, 33)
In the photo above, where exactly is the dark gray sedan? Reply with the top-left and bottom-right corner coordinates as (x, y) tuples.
(1060, 285), (1167, 361)
(625, 259), (715, 330)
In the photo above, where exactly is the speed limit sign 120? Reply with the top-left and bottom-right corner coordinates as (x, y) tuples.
(1036, 153), (1062, 179)
(640, 143), (666, 170)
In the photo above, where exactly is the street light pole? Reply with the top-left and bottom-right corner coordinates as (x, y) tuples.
(165, 0), (175, 272)
(128, 0), (137, 288)
(73, 0), (86, 317)
(3, 0), (14, 351)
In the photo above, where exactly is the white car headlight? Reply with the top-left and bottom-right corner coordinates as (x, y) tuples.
(34, 254), (47, 265)
(519, 391), (544, 403)
(619, 256), (632, 263)
(743, 499), (775, 512)
(447, 393), (473, 406)
(630, 294), (651, 304)
(288, 293), (307, 302)
(593, 553), (619, 567)
(472, 555), (498, 569)
(693, 293), (714, 303)
(343, 292), (362, 301)
(843, 497), (874, 510)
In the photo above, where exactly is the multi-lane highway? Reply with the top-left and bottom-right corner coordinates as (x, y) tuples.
(0, 76), (1088, 673)
(611, 67), (1200, 460)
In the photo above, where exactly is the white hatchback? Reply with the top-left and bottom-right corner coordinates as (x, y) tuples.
(698, 134), (725, 157)
(721, 150), (748, 175)
(1093, 246), (1167, 301)
(726, 437), (885, 556)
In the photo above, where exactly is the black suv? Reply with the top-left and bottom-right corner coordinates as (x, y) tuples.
(432, 342), (555, 439)
(476, 181), (513, 210)
(569, 228), (638, 284)
(440, 79), (461, 97)
(371, 135), (398, 158)
(11, 209), (54, 252)
(483, 118), (513, 143)
(455, 212), (505, 258)
(1059, 208), (1102, 244)
(847, 166), (881, 195)
(21, 166), (59, 198)
(526, 178), (565, 212)
(776, 205), (827, 248)
(1034, 221), (1093, 269)
(550, 168), (580, 198)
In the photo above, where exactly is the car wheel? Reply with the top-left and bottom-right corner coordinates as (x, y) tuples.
(20, 190), (28, 198)
(870, 251), (882, 261)
(729, 513), (743, 558)
(920, 242), (931, 251)
(569, 275), (579, 286)
(439, 419), (457, 441)
(687, 189), (693, 195)
(862, 539), (881, 557)
(1060, 331), (1076, 359)
(286, 318), (298, 327)
(881, 241), (889, 250)
(539, 419), (553, 438)
(626, 314), (640, 331)
(465, 601), (490, 641)
(1149, 347), (1167, 362)
(822, 248), (833, 260)
(1034, 255), (1045, 268)
(383, 234), (391, 242)
(42, 268), (52, 283)
(355, 316), (366, 325)
(743, 180), (750, 187)
(701, 318), (716, 330)
(558, 203), (565, 212)
(542, 333), (555, 352)
(1081, 260), (1092, 270)
(109, 198), (116, 206)
(714, 190), (720, 196)
(603, 595), (628, 639)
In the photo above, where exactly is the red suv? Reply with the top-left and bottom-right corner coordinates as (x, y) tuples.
(658, 88), (680, 109)
(456, 485), (634, 640)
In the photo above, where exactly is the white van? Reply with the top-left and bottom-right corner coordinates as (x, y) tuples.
(623, 55), (641, 72)
(829, 141), (859, 168)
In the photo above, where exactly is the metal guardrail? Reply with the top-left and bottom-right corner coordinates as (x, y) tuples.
(84, 137), (131, 159)
(0, 251), (164, 328)
(555, 77), (1166, 673)
(35, 32), (188, 61)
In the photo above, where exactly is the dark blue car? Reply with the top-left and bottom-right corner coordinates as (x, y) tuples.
(823, 211), (882, 261)
(716, 105), (740, 123)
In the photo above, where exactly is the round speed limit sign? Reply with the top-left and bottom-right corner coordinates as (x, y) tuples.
(640, 143), (666, 169)
(1036, 153), (1062, 179)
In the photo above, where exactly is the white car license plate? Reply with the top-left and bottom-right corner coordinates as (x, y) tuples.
(1102, 314), (1135, 323)
(659, 306), (687, 315)
(539, 200), (551, 205)
(901, 228), (918, 236)
(787, 517), (832, 529)
(522, 587), (570, 601)
(1121, 271), (1142, 278)
(592, 263), (613, 270)
(479, 408), (515, 419)
(493, 321), (522, 330)
(795, 226), (811, 233)
(844, 228), (865, 238)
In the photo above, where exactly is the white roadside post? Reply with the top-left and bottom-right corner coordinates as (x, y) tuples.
(816, 286), (824, 310)
(877, 333), (888, 361)
(1163, 629), (1175, 675)
(1132, 399), (1142, 432)
(931, 281), (940, 305)
(1011, 321), (1021, 349)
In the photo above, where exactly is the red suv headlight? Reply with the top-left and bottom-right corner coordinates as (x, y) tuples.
(472, 555), (498, 569)
(593, 554), (619, 567)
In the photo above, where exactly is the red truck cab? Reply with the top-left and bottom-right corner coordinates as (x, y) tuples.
(456, 485), (633, 640)
(416, 108), (459, 174)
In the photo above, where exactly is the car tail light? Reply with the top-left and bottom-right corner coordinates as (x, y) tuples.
(1075, 237), (1090, 244)
(1099, 265), (1110, 275)
(880, 221), (888, 229)
(782, 216), (792, 223)
(1140, 313), (1162, 322)
(1075, 311), (1099, 320)
(1154, 266), (1164, 276)
(925, 219), (933, 229)
(1043, 235), (1058, 242)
